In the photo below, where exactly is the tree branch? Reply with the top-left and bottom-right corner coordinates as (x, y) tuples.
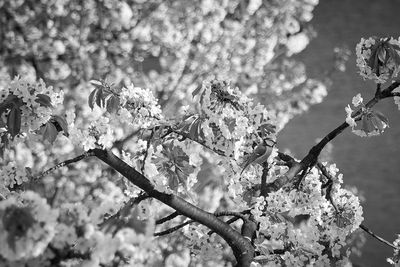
(112, 129), (141, 150)
(32, 151), (94, 181)
(360, 224), (398, 250)
(155, 210), (251, 237)
(92, 148), (254, 267)
(156, 211), (181, 225)
(99, 193), (150, 232)
(389, 92), (400, 97)
(154, 219), (194, 237)
(267, 81), (400, 193)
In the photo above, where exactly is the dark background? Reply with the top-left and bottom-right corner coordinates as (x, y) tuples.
(279, 1), (400, 266)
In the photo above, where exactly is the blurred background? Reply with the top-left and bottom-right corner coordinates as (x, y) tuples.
(279, 1), (400, 266)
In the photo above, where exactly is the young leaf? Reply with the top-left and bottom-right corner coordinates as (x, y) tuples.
(372, 110), (389, 126)
(89, 80), (103, 87)
(188, 118), (199, 140)
(95, 88), (104, 108)
(192, 84), (203, 98)
(7, 106), (21, 138)
(88, 88), (97, 110)
(42, 122), (58, 144)
(371, 115), (386, 132)
(361, 115), (375, 134)
(52, 115), (69, 136)
(35, 94), (53, 108)
(105, 94), (120, 113)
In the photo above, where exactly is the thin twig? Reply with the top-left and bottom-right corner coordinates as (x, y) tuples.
(99, 193), (150, 231)
(214, 211), (248, 221)
(170, 128), (226, 156)
(360, 224), (398, 250)
(260, 163), (269, 197)
(154, 220), (194, 236)
(316, 162), (338, 212)
(155, 210), (250, 237)
(156, 211), (180, 225)
(112, 129), (141, 150)
(32, 151), (94, 181)
(388, 92), (400, 98)
(141, 129), (155, 174)
(49, 186), (60, 207)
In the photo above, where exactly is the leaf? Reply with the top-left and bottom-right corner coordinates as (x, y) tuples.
(175, 115), (195, 132)
(88, 88), (107, 109)
(224, 117), (236, 133)
(197, 118), (205, 140)
(35, 94), (53, 108)
(88, 89), (97, 109)
(258, 123), (276, 137)
(371, 115), (386, 132)
(89, 80), (103, 87)
(7, 106), (21, 138)
(95, 88), (104, 108)
(42, 122), (58, 144)
(25, 167), (33, 178)
(367, 43), (380, 72)
(372, 110), (389, 125)
(105, 94), (120, 113)
(361, 115), (375, 134)
(188, 120), (198, 140)
(192, 84), (203, 98)
(377, 47), (387, 64)
(388, 47), (400, 66)
(52, 115), (69, 136)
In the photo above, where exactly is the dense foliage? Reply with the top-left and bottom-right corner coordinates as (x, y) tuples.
(0, 1), (399, 266)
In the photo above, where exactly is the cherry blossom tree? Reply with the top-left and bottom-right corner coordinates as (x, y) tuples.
(0, 0), (399, 266)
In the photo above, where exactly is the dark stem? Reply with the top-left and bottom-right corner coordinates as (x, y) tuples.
(267, 81), (400, 193)
(156, 211), (181, 225)
(360, 224), (398, 250)
(32, 151), (94, 181)
(260, 163), (269, 197)
(99, 193), (150, 232)
(155, 211), (251, 237)
(154, 219), (194, 236)
(92, 148), (254, 267)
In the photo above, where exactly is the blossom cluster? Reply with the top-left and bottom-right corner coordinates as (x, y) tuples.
(67, 82), (162, 151)
(0, 76), (64, 137)
(0, 191), (58, 261)
(0, 162), (28, 197)
(190, 79), (276, 159)
(118, 84), (163, 128)
(356, 37), (400, 83)
(387, 234), (400, 266)
(250, 163), (363, 266)
(345, 94), (389, 137)
(3, 1), (395, 266)
(1, 0), (325, 133)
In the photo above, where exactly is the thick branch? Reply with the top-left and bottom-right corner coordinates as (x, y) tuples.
(92, 148), (254, 267)
(267, 81), (400, 193)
